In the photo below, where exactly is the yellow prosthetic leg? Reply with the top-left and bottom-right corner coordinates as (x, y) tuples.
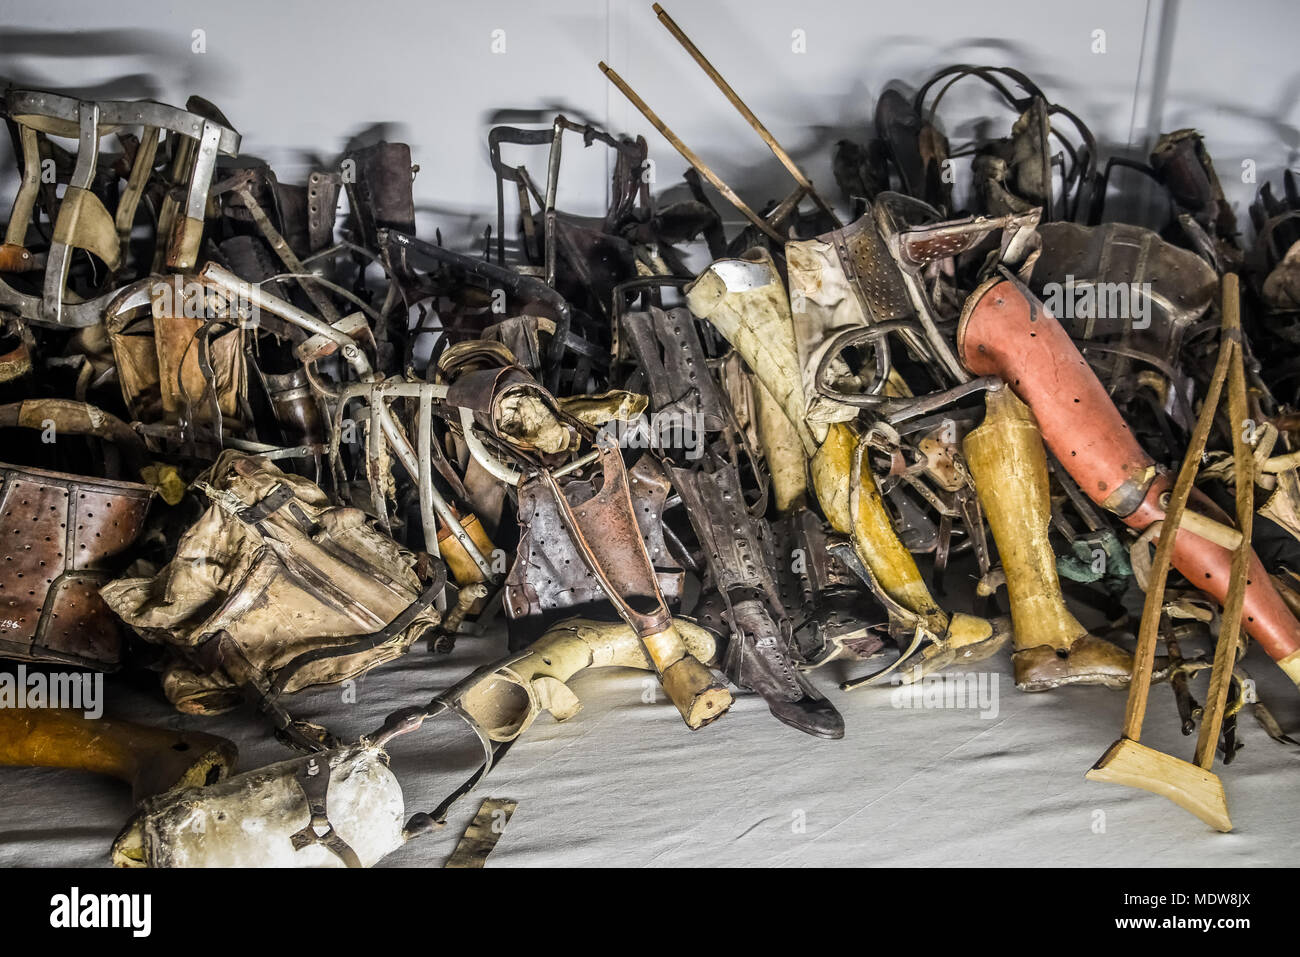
(964, 386), (1132, 690)
(688, 251), (1009, 685)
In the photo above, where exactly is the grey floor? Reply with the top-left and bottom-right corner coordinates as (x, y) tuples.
(1, 617), (1297, 868)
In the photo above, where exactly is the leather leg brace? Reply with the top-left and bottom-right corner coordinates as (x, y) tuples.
(688, 252), (1005, 676)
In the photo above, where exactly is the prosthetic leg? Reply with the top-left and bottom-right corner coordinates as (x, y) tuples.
(620, 300), (841, 737)
(113, 618), (718, 867)
(959, 273), (1300, 687)
(964, 385), (1132, 689)
(688, 251), (1008, 685)
(0, 709), (236, 804)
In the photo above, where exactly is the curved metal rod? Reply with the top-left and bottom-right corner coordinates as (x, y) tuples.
(458, 406), (524, 486)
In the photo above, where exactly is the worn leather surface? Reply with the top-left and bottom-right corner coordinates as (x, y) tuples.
(1030, 221), (1217, 351)
(0, 464), (152, 669)
(101, 452), (440, 712)
(504, 453), (683, 641)
(786, 218), (901, 425)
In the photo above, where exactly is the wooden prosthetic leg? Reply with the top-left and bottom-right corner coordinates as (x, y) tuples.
(0, 708), (237, 804)
(964, 385), (1132, 690)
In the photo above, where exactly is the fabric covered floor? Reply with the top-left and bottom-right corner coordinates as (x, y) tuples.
(1, 622), (1296, 868)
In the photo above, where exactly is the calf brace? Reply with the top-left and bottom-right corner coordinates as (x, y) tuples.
(504, 445), (730, 730)
(784, 204), (1038, 414)
(504, 453), (684, 638)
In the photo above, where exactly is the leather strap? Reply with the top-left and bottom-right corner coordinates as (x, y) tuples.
(289, 755), (363, 868)
(443, 798), (517, 868)
(233, 482), (296, 525)
(267, 565), (447, 698)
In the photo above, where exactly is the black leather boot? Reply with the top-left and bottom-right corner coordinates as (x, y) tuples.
(724, 598), (844, 739)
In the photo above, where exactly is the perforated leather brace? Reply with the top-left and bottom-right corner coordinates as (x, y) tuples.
(0, 464), (152, 669)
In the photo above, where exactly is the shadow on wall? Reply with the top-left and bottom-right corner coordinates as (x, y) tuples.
(0, 26), (234, 200)
(0, 27), (231, 100)
(594, 28), (1142, 234)
(1, 17), (1294, 249)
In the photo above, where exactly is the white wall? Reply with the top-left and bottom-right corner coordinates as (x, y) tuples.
(0, 0), (1295, 245)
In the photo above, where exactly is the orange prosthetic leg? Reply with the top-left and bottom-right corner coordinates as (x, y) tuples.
(959, 275), (1300, 688)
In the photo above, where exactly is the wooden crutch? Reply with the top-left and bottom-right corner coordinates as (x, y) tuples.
(1086, 274), (1253, 832)
(598, 5), (842, 243)
(651, 3), (840, 225)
